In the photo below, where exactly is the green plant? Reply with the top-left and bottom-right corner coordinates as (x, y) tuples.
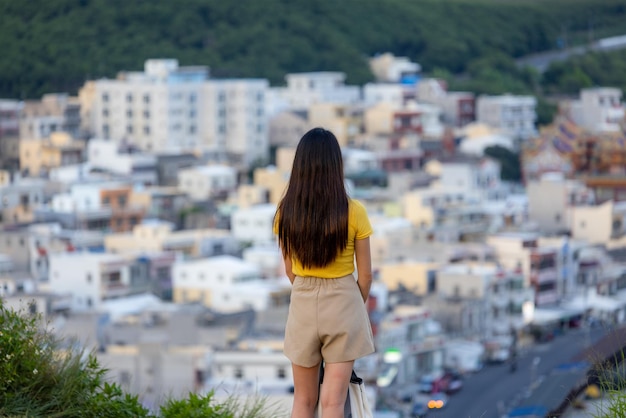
(159, 391), (289, 418)
(0, 300), (288, 418)
(0, 300), (152, 417)
(160, 392), (235, 418)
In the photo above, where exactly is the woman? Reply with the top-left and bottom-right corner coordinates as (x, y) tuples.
(274, 127), (375, 418)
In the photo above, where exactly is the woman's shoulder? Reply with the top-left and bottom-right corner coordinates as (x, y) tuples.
(349, 198), (367, 213)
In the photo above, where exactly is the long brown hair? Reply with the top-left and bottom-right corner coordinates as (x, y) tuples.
(276, 127), (349, 269)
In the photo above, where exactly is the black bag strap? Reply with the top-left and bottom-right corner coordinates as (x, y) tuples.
(319, 363), (363, 385)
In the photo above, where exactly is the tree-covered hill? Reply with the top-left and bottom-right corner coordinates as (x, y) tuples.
(1, 0), (626, 99)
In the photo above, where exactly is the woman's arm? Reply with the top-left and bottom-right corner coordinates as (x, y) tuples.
(355, 237), (372, 303)
(283, 254), (296, 284)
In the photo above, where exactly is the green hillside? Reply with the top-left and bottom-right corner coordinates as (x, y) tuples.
(1, 0), (626, 98)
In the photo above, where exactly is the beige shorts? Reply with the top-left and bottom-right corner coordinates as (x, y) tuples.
(284, 274), (375, 367)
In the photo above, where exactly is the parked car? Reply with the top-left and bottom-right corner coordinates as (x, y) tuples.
(441, 371), (464, 394)
(411, 401), (429, 418)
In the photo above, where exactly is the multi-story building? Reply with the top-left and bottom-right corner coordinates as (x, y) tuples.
(376, 305), (446, 388)
(435, 263), (534, 337)
(267, 110), (308, 148)
(104, 220), (235, 259)
(415, 78), (475, 127)
(487, 233), (560, 306)
(177, 165), (237, 201)
(369, 52), (421, 83)
(269, 72), (361, 112)
(363, 83), (406, 108)
(87, 139), (157, 186)
(561, 87), (625, 133)
(20, 93), (81, 139)
(476, 94), (537, 142)
(48, 252), (150, 312)
(82, 59), (269, 167)
(308, 102), (362, 147)
(230, 204), (277, 245)
(0, 177), (46, 225)
(129, 186), (191, 225)
(526, 173), (618, 237)
(172, 255), (290, 312)
(0, 99), (22, 172)
(41, 182), (144, 232)
(19, 132), (84, 177)
(27, 222), (104, 282)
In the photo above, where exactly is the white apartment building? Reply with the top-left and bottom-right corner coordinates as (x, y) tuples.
(202, 79), (269, 165)
(526, 173), (594, 234)
(205, 349), (293, 396)
(48, 252), (136, 312)
(82, 59), (269, 166)
(270, 72), (361, 111)
(87, 139), (157, 185)
(230, 203), (277, 245)
(242, 245), (284, 279)
(436, 263), (534, 336)
(172, 255), (289, 312)
(439, 160), (501, 192)
(563, 87), (625, 133)
(0, 178), (46, 225)
(402, 187), (478, 228)
(51, 181), (127, 213)
(100, 344), (209, 402)
(177, 165), (237, 201)
(363, 83), (405, 108)
(343, 148), (379, 174)
(476, 94), (537, 141)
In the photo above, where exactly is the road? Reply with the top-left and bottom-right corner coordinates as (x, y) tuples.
(515, 34), (626, 72)
(433, 327), (607, 418)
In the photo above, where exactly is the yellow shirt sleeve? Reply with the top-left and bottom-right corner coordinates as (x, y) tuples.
(352, 199), (373, 240)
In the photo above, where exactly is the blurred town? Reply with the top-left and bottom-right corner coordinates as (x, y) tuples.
(1, 51), (626, 417)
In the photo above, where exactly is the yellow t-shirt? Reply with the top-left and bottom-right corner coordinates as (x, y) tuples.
(274, 199), (373, 278)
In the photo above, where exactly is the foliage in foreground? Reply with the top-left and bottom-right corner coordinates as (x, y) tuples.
(0, 300), (285, 417)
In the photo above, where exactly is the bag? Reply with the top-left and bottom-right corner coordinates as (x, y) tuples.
(316, 365), (373, 418)
(348, 370), (374, 418)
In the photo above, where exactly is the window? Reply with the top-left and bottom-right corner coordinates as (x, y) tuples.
(127, 125), (133, 134)
(143, 126), (150, 135)
(126, 94), (133, 103)
(102, 93), (109, 102)
(102, 109), (109, 117)
(86, 273), (92, 283)
(143, 94), (150, 104)
(277, 367), (286, 379)
(234, 367), (243, 379)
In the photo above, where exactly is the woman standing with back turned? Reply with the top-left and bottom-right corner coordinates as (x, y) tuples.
(274, 127), (375, 418)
